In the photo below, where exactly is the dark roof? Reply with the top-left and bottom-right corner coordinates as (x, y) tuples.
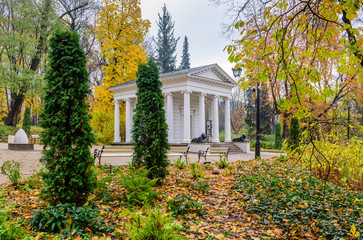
(109, 64), (217, 89)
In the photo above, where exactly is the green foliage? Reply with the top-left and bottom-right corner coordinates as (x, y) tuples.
(1, 160), (21, 186)
(179, 36), (190, 70)
(40, 29), (96, 205)
(189, 162), (204, 179)
(187, 180), (210, 193)
(287, 118), (301, 150)
(167, 194), (206, 218)
(274, 122), (282, 149)
(216, 155), (230, 169)
(174, 157), (187, 169)
(155, 4), (179, 73)
(118, 168), (159, 206)
(22, 107), (31, 138)
(132, 59), (170, 182)
(127, 207), (184, 240)
(0, 189), (27, 239)
(30, 203), (114, 238)
(233, 159), (363, 238)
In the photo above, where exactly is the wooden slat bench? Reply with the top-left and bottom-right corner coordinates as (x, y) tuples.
(94, 145), (133, 165)
(167, 146), (190, 163)
(198, 147), (231, 163)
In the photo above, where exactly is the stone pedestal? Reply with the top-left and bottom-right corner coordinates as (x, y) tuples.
(233, 142), (250, 153)
(8, 129), (34, 151)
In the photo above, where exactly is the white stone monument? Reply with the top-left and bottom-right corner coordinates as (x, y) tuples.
(8, 129), (34, 150)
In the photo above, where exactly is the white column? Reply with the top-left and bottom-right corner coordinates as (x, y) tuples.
(183, 90), (191, 143)
(166, 93), (174, 143)
(199, 93), (206, 135)
(224, 97), (231, 142)
(125, 98), (132, 143)
(113, 100), (121, 143)
(212, 95), (220, 143)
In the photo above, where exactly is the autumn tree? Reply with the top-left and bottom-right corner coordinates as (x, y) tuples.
(132, 59), (169, 183)
(0, 0), (58, 126)
(155, 4), (179, 74)
(179, 36), (190, 70)
(93, 0), (150, 143)
(40, 29), (96, 205)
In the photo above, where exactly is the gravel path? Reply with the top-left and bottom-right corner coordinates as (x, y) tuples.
(0, 143), (280, 185)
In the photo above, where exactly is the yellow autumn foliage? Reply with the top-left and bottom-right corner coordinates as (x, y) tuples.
(91, 0), (150, 143)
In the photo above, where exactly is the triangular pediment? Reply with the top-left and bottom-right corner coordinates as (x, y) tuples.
(188, 64), (237, 86)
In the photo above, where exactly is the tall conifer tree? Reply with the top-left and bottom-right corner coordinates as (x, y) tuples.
(180, 36), (190, 70)
(40, 29), (96, 205)
(132, 59), (169, 183)
(155, 4), (179, 74)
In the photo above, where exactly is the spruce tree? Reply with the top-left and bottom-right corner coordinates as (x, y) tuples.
(132, 59), (169, 183)
(274, 122), (282, 149)
(179, 36), (190, 70)
(22, 107), (31, 138)
(40, 29), (96, 205)
(155, 4), (179, 74)
(288, 118), (301, 150)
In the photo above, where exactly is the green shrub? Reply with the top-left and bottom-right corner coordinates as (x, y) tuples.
(187, 180), (209, 193)
(40, 29), (96, 205)
(1, 160), (21, 186)
(30, 203), (114, 238)
(132, 59), (170, 183)
(174, 157), (187, 169)
(287, 118), (301, 150)
(22, 107), (31, 138)
(189, 162), (204, 179)
(118, 168), (159, 206)
(274, 122), (282, 149)
(127, 207), (184, 240)
(216, 155), (230, 169)
(167, 194), (206, 218)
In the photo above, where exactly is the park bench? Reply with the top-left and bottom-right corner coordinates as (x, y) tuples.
(94, 145), (133, 165)
(198, 147), (231, 163)
(167, 146), (190, 164)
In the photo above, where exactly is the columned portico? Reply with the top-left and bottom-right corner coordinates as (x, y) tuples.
(212, 95), (220, 143)
(109, 63), (237, 144)
(183, 90), (191, 143)
(113, 100), (121, 144)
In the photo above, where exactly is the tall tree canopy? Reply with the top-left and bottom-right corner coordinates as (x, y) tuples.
(155, 4), (179, 74)
(219, 0), (363, 136)
(92, 0), (150, 143)
(179, 36), (191, 70)
(0, 0), (57, 126)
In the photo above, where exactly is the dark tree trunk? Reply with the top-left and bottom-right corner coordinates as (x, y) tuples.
(4, 92), (25, 126)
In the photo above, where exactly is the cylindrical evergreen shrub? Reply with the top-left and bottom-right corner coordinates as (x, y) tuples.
(275, 122), (282, 149)
(288, 118), (301, 150)
(22, 107), (31, 138)
(40, 29), (96, 205)
(132, 59), (170, 183)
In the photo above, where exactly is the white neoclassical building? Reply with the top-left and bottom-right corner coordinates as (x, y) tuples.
(108, 63), (237, 144)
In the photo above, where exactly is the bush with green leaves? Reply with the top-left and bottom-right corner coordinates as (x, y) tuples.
(287, 118), (301, 150)
(127, 207), (184, 240)
(274, 122), (282, 149)
(189, 162), (204, 179)
(1, 160), (21, 186)
(22, 107), (31, 138)
(174, 157), (187, 169)
(118, 167), (159, 206)
(132, 59), (170, 183)
(30, 203), (114, 239)
(167, 194), (206, 218)
(40, 29), (96, 205)
(187, 180), (209, 193)
(216, 155), (230, 169)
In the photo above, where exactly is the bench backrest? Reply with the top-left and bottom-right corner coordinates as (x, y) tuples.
(209, 147), (230, 154)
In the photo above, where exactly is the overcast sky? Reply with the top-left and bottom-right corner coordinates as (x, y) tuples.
(140, 0), (235, 77)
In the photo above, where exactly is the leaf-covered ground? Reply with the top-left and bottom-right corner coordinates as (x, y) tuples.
(1, 157), (362, 239)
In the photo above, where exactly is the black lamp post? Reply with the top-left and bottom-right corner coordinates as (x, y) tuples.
(232, 68), (260, 158)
